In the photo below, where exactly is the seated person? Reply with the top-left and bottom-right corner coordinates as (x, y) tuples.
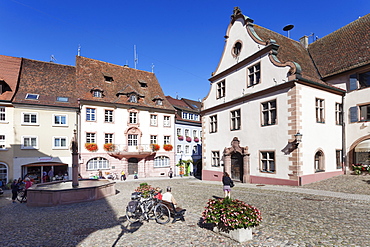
(154, 187), (162, 200)
(162, 186), (178, 207)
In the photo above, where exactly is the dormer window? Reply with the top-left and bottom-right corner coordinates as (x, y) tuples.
(0, 80), (11, 95)
(156, 99), (163, 106)
(138, 80), (148, 87)
(129, 94), (137, 103)
(93, 90), (102, 98)
(25, 93), (39, 100)
(104, 76), (114, 83)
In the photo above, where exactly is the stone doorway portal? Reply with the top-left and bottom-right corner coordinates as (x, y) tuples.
(223, 137), (250, 183)
(231, 152), (243, 181)
(128, 158), (138, 175)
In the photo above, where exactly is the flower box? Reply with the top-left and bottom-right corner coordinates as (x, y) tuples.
(178, 135), (184, 141)
(213, 226), (252, 242)
(103, 143), (115, 152)
(186, 136), (192, 142)
(194, 137), (199, 142)
(85, 143), (98, 152)
(151, 144), (160, 151)
(163, 144), (173, 151)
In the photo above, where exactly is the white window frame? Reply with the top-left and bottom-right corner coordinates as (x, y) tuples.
(216, 80), (225, 99)
(130, 112), (137, 124)
(261, 100), (277, 126)
(260, 151), (275, 173)
(316, 98), (325, 123)
(193, 145), (198, 154)
(22, 112), (38, 125)
(185, 145), (190, 154)
(0, 107), (5, 122)
(53, 114), (68, 126)
(335, 103), (343, 125)
(193, 130), (197, 138)
(163, 116), (170, 127)
(105, 110), (113, 123)
(164, 136), (170, 144)
(53, 136), (68, 149)
(105, 133), (113, 144)
(150, 114), (158, 126)
(0, 135), (6, 149)
(86, 108), (96, 121)
(212, 151), (220, 167)
(22, 136), (38, 149)
(185, 129), (189, 137)
(230, 109), (241, 130)
(154, 156), (170, 168)
(176, 145), (182, 154)
(248, 63), (261, 87)
(128, 134), (138, 146)
(86, 133), (96, 143)
(176, 128), (182, 136)
(150, 135), (157, 144)
(210, 115), (217, 133)
(87, 157), (109, 170)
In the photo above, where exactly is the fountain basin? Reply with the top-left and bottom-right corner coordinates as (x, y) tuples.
(27, 179), (116, 207)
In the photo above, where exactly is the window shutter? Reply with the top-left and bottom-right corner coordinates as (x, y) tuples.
(349, 75), (357, 91)
(349, 106), (358, 122)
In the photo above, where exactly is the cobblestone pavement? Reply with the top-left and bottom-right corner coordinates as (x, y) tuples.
(1, 174), (370, 246)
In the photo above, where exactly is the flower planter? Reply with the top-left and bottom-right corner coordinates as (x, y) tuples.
(213, 227), (253, 243)
(163, 144), (173, 151)
(178, 136), (184, 141)
(103, 143), (115, 152)
(186, 137), (192, 142)
(151, 144), (160, 151)
(194, 137), (199, 142)
(85, 143), (98, 152)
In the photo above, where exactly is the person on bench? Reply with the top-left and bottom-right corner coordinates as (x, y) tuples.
(162, 186), (178, 207)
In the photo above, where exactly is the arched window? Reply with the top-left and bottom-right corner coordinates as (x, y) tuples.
(154, 156), (170, 168)
(87, 157), (109, 170)
(314, 151), (325, 172)
(0, 163), (8, 185)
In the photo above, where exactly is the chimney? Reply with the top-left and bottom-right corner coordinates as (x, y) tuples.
(300, 35), (309, 49)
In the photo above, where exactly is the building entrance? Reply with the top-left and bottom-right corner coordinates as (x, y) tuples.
(128, 158), (138, 175)
(231, 152), (243, 181)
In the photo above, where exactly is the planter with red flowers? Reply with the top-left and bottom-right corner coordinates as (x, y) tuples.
(85, 143), (98, 152)
(178, 135), (184, 141)
(151, 144), (160, 151)
(103, 143), (115, 152)
(194, 137), (199, 142)
(163, 144), (173, 151)
(186, 136), (192, 142)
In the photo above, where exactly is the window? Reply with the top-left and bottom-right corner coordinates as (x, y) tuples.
(350, 106), (358, 123)
(150, 135), (157, 144)
(189, 113), (194, 120)
(150, 114), (157, 126)
(359, 71), (370, 88)
(155, 99), (163, 106)
(210, 115), (217, 133)
(182, 112), (188, 119)
(105, 110), (113, 123)
(54, 114), (67, 126)
(22, 136), (37, 149)
(154, 156), (170, 167)
(248, 63), (261, 87)
(22, 112), (37, 124)
(316, 98), (325, 123)
(163, 116), (170, 127)
(212, 151), (220, 167)
(164, 136), (170, 144)
(25, 93), (39, 100)
(360, 104), (370, 121)
(177, 145), (182, 153)
(0, 135), (5, 149)
(185, 129), (189, 137)
(336, 150), (342, 169)
(104, 76), (114, 82)
(92, 90), (102, 98)
(217, 80), (225, 99)
(129, 112), (137, 124)
(262, 100), (276, 126)
(232, 41), (242, 56)
(193, 130), (197, 138)
(139, 80), (147, 87)
(0, 107), (5, 121)
(56, 97), (69, 102)
(129, 94), (137, 103)
(128, 134), (138, 146)
(176, 128), (182, 136)
(230, 109), (241, 130)
(53, 137), (67, 149)
(105, 133), (113, 144)
(260, 151), (275, 172)
(87, 157), (109, 170)
(185, 145), (190, 154)
(335, 103), (343, 125)
(86, 133), (96, 143)
(86, 108), (96, 121)
(193, 145), (198, 154)
(314, 151), (325, 172)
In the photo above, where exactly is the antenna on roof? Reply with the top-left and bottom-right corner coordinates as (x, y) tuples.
(283, 24), (294, 38)
(77, 44), (81, 56)
(134, 45), (138, 69)
(50, 55), (56, 63)
(151, 63), (155, 73)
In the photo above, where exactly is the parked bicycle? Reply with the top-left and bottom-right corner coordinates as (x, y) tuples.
(17, 188), (27, 203)
(126, 191), (170, 224)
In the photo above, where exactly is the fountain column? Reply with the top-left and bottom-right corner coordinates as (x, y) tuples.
(71, 130), (79, 188)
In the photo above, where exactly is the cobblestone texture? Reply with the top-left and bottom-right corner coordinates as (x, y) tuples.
(1, 174), (370, 246)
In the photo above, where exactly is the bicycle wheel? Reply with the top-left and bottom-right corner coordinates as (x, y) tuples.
(126, 205), (143, 223)
(154, 203), (170, 224)
(17, 191), (26, 202)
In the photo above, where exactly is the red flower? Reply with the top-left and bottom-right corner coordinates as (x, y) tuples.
(85, 143), (98, 152)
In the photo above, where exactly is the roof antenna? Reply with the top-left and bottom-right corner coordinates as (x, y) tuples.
(134, 45), (138, 69)
(50, 55), (56, 63)
(283, 24), (294, 38)
(151, 63), (155, 73)
(77, 44), (81, 56)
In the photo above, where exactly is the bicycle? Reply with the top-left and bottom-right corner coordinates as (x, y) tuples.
(17, 188), (27, 203)
(126, 191), (170, 224)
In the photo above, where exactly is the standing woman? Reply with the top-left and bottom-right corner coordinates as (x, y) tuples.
(11, 179), (19, 203)
(222, 172), (233, 198)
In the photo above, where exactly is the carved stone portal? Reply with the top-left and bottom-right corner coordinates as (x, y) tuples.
(223, 137), (250, 183)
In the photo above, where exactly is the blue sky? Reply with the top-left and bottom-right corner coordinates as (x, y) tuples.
(1, 0), (369, 101)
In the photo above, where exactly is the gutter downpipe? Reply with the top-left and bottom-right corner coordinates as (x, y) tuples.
(342, 94), (346, 174)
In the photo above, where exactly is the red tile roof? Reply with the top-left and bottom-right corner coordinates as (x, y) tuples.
(0, 55), (22, 101)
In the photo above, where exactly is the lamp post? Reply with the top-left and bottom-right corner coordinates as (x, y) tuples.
(294, 132), (302, 185)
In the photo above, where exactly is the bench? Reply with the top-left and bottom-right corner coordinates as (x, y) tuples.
(160, 200), (186, 223)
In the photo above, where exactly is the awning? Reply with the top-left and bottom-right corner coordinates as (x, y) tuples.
(23, 163), (68, 167)
(355, 139), (370, 152)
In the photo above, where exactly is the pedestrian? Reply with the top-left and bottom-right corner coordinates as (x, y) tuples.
(48, 169), (54, 182)
(121, 170), (126, 181)
(222, 172), (234, 198)
(162, 186), (178, 207)
(134, 171), (138, 179)
(98, 169), (103, 179)
(11, 179), (19, 203)
(42, 171), (47, 183)
(20, 177), (33, 203)
(154, 187), (162, 200)
(168, 168), (173, 178)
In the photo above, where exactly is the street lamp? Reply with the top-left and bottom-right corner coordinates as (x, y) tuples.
(294, 132), (303, 147)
